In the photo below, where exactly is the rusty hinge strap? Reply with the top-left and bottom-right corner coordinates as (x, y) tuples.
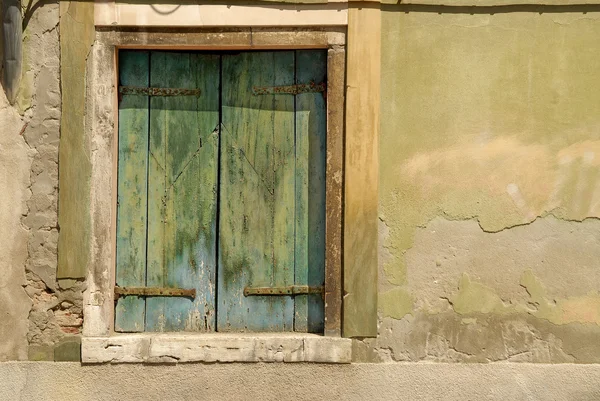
(243, 285), (324, 296)
(252, 82), (326, 96)
(114, 286), (196, 300)
(119, 86), (201, 97)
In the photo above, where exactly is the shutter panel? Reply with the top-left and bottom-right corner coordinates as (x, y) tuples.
(218, 51), (296, 331)
(145, 52), (219, 332)
(115, 51), (150, 332)
(294, 50), (327, 333)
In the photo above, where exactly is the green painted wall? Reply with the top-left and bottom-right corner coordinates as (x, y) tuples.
(368, 9), (600, 362)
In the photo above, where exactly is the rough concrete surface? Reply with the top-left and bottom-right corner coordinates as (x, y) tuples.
(2, 362), (600, 400)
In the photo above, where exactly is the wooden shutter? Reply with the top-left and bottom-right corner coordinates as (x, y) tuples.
(218, 51), (296, 331)
(294, 50), (327, 333)
(144, 52), (219, 332)
(115, 51), (219, 332)
(115, 51), (150, 332)
(116, 50), (327, 333)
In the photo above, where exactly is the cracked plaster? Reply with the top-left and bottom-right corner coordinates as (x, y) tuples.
(0, 0), (84, 361)
(373, 10), (600, 363)
(3, 0), (600, 365)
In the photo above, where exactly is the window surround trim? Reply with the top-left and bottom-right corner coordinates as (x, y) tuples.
(82, 27), (349, 363)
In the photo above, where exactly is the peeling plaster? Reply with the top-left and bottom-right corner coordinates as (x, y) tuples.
(374, 10), (600, 362)
(380, 288), (414, 320)
(0, 0), (86, 361)
(521, 270), (600, 326)
(380, 12), (600, 288)
(449, 274), (510, 315)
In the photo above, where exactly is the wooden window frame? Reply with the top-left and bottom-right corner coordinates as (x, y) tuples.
(82, 27), (350, 363)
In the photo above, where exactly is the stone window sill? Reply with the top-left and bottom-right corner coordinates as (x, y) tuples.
(82, 333), (352, 364)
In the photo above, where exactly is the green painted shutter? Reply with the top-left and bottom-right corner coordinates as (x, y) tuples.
(294, 50), (327, 333)
(116, 50), (327, 333)
(144, 52), (220, 332)
(115, 51), (219, 332)
(218, 51), (296, 331)
(115, 51), (150, 332)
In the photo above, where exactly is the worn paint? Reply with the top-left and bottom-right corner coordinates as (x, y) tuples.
(380, 12), (600, 287)
(344, 5), (380, 338)
(145, 52), (219, 332)
(115, 50), (326, 333)
(324, 46), (345, 337)
(380, 288), (413, 320)
(217, 50), (327, 332)
(115, 51), (219, 332)
(521, 270), (600, 326)
(358, 309), (600, 363)
(450, 274), (511, 315)
(115, 51), (149, 332)
(392, 216), (600, 333)
(372, 9), (600, 362)
(0, 68), (30, 361)
(218, 51), (296, 332)
(295, 50), (327, 333)
(57, 1), (95, 278)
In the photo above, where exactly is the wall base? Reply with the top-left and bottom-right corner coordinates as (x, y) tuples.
(3, 362), (600, 400)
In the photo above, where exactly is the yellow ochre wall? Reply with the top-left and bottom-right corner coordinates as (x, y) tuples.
(362, 7), (600, 362)
(3, 0), (600, 363)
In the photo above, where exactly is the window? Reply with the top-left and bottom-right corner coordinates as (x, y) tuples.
(115, 50), (327, 333)
(83, 28), (350, 363)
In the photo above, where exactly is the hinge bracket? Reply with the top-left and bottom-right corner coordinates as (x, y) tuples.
(252, 82), (326, 96)
(114, 286), (196, 300)
(118, 86), (201, 97)
(243, 285), (323, 297)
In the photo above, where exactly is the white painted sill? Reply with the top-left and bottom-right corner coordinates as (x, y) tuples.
(82, 333), (352, 364)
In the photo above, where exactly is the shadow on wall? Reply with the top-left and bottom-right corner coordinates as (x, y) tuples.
(2, 0), (22, 104)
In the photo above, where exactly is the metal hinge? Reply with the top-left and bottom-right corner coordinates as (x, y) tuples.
(114, 286), (196, 300)
(243, 285), (324, 297)
(252, 82), (326, 96)
(118, 86), (201, 97)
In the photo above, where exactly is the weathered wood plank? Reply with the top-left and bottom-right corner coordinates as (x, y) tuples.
(324, 46), (345, 337)
(57, 2), (95, 279)
(294, 50), (327, 333)
(219, 51), (295, 331)
(145, 52), (219, 332)
(115, 51), (150, 332)
(272, 51), (297, 331)
(344, 6), (381, 337)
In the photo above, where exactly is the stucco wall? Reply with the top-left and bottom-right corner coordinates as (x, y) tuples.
(360, 9), (600, 362)
(3, 362), (600, 400)
(0, 0), (84, 362)
(3, 1), (600, 367)
(0, 42), (30, 362)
